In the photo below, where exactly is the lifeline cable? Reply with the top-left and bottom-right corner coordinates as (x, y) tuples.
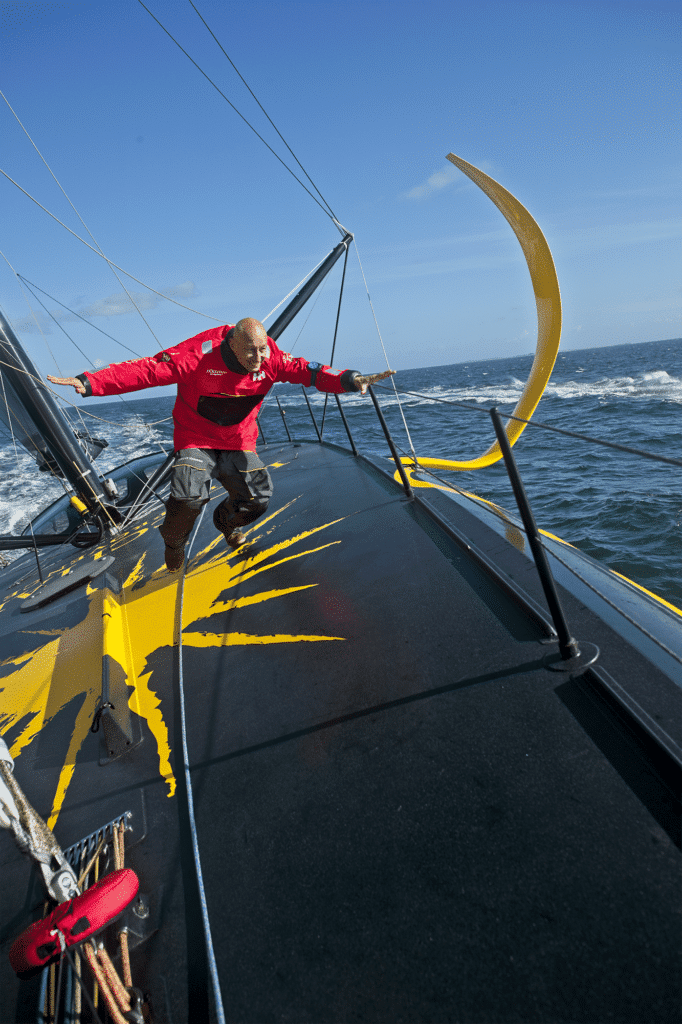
(371, 383), (682, 468)
(414, 453), (682, 664)
(541, 537), (682, 665)
(174, 506), (227, 1024)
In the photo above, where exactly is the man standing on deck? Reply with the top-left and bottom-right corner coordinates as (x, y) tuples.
(48, 318), (394, 571)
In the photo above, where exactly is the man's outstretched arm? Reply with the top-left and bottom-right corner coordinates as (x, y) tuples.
(275, 352), (396, 395)
(47, 351), (181, 398)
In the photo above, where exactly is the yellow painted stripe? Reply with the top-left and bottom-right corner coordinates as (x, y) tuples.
(208, 584), (317, 616)
(182, 631), (344, 647)
(610, 571), (682, 617)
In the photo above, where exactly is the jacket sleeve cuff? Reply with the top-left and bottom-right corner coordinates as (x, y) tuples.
(75, 373), (92, 397)
(340, 370), (361, 392)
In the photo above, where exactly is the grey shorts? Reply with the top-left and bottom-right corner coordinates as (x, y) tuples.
(170, 448), (273, 505)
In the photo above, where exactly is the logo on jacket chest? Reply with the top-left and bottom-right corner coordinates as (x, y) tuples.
(251, 370), (266, 381)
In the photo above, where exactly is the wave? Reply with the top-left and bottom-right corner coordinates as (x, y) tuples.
(544, 370), (682, 402)
(270, 369), (682, 411)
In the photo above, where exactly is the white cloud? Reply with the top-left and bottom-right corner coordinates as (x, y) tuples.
(402, 163), (462, 201)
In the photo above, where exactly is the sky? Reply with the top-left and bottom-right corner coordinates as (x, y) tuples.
(0, 0), (679, 390)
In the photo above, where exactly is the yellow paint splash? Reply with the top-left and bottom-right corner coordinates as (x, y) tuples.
(0, 499), (346, 829)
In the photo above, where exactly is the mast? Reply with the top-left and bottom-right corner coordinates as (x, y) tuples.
(267, 233), (353, 341)
(0, 308), (111, 515)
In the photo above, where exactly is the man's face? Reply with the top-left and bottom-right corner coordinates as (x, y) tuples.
(230, 330), (270, 372)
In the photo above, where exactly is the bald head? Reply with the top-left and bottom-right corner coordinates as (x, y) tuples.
(230, 318), (270, 372)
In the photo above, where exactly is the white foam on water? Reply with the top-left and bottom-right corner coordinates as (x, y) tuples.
(0, 412), (170, 544)
(381, 369), (682, 407)
(545, 370), (682, 402)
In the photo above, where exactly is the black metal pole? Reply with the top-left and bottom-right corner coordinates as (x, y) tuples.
(321, 243), (350, 437)
(0, 533), (78, 549)
(489, 407), (580, 660)
(267, 234), (352, 341)
(301, 386), (322, 441)
(276, 397), (292, 441)
(0, 308), (109, 511)
(334, 394), (359, 456)
(256, 413), (267, 445)
(30, 529), (44, 583)
(368, 386), (413, 499)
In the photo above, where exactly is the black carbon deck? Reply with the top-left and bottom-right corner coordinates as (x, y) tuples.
(1, 441), (680, 1023)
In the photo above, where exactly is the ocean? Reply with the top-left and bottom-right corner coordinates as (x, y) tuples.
(1, 336), (681, 606)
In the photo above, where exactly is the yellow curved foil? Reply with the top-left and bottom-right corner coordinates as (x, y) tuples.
(397, 152), (561, 474)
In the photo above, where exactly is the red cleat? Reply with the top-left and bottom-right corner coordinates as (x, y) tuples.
(9, 868), (139, 974)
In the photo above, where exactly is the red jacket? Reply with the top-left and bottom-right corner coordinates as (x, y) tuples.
(78, 325), (358, 451)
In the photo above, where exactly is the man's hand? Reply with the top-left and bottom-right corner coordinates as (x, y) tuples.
(354, 369), (395, 395)
(46, 375), (86, 394)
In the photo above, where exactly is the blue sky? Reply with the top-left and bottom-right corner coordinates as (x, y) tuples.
(1, 0), (679, 385)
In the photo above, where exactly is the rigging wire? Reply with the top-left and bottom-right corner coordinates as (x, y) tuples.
(137, 0), (342, 230)
(352, 242), (420, 463)
(10, 277), (138, 434)
(13, 275), (158, 425)
(188, 0), (339, 223)
(0, 252), (99, 444)
(2, 11), (364, 445)
(17, 276), (143, 358)
(15, 279), (104, 368)
(260, 253), (329, 325)
(0, 169), (223, 324)
(0, 88), (164, 348)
